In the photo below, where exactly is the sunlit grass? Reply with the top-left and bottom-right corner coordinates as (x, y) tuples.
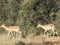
(0, 34), (21, 45)
(0, 33), (60, 45)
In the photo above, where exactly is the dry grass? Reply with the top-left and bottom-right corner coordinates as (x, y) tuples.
(0, 34), (19, 45)
(0, 34), (60, 45)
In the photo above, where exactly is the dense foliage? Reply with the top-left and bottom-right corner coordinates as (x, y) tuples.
(0, 0), (59, 35)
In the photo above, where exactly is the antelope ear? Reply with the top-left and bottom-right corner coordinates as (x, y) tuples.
(37, 23), (40, 24)
(2, 24), (4, 26)
(40, 23), (41, 24)
(38, 23), (41, 25)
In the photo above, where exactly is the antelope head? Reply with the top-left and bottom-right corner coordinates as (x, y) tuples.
(37, 23), (42, 28)
(0, 24), (5, 27)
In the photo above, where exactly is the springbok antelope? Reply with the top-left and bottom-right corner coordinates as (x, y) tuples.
(37, 23), (58, 36)
(0, 24), (21, 37)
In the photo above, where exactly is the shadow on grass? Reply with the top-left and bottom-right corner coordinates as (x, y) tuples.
(15, 41), (25, 45)
(15, 41), (60, 45)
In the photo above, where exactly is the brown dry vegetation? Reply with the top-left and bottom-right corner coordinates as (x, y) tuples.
(0, 34), (60, 45)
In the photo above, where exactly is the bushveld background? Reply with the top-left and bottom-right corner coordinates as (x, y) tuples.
(0, 0), (60, 45)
